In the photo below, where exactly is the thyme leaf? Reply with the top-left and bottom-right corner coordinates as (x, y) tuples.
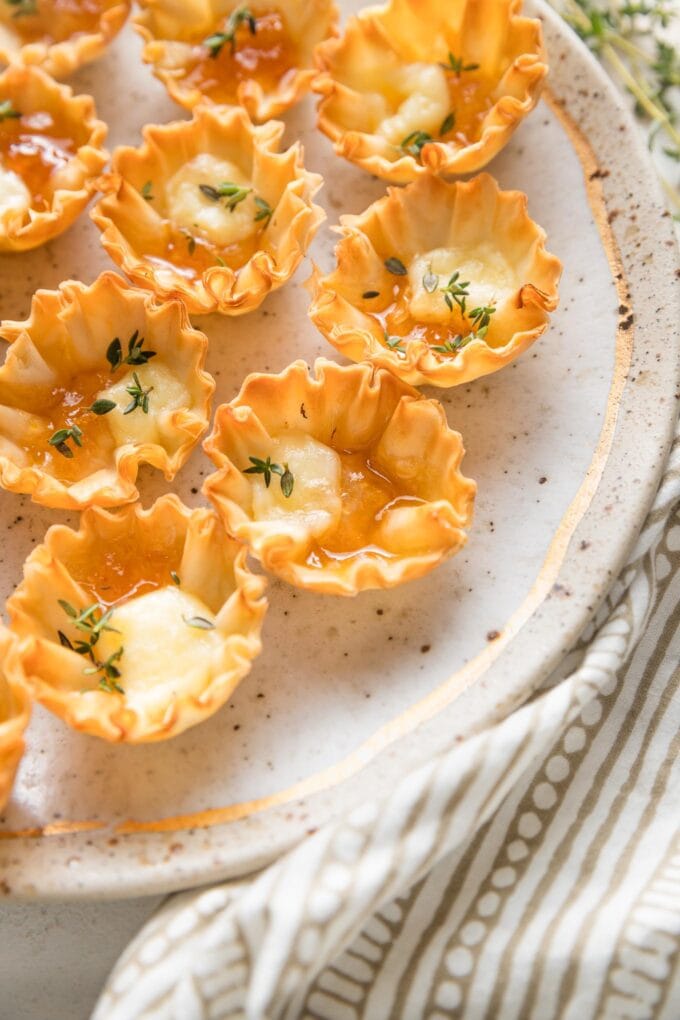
(0, 99), (21, 121)
(48, 424), (82, 459)
(199, 181), (252, 212)
(123, 372), (153, 415)
(140, 180), (154, 201)
(244, 455), (294, 497)
(107, 331), (157, 372)
(384, 256), (408, 276)
(441, 52), (480, 73)
(254, 196), (273, 223)
(203, 8), (257, 58)
(400, 129), (433, 159)
(183, 615), (216, 630)
(89, 398), (116, 416)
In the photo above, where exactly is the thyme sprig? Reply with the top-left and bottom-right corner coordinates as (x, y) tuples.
(254, 196), (273, 223)
(107, 331), (157, 373)
(5, 0), (38, 17)
(83, 649), (125, 694)
(383, 330), (406, 354)
(0, 99), (21, 121)
(58, 601), (124, 694)
(123, 372), (153, 415)
(441, 271), (471, 314)
(441, 52), (480, 74)
(48, 424), (83, 459)
(203, 7), (257, 58)
(244, 456), (294, 497)
(432, 333), (476, 354)
(199, 181), (252, 211)
(140, 180), (154, 201)
(550, 0), (679, 207)
(400, 129), (433, 158)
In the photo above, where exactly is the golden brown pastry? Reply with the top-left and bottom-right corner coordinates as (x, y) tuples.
(314, 0), (547, 183)
(0, 627), (30, 813)
(135, 0), (338, 122)
(0, 64), (107, 251)
(203, 359), (476, 596)
(7, 496), (268, 742)
(0, 0), (130, 79)
(308, 174), (561, 387)
(91, 106), (325, 316)
(0, 272), (214, 509)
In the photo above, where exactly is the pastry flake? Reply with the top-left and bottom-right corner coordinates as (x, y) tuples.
(0, 272), (214, 509)
(6, 496), (267, 743)
(0, 64), (107, 252)
(135, 0), (338, 122)
(91, 105), (325, 315)
(314, 0), (547, 183)
(0, 627), (30, 813)
(204, 358), (476, 596)
(0, 1), (129, 80)
(308, 174), (561, 388)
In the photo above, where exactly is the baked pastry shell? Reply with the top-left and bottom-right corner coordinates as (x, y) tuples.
(0, 64), (107, 252)
(0, 272), (215, 510)
(0, 628), (31, 813)
(308, 173), (561, 388)
(0, 1), (130, 79)
(135, 0), (338, 122)
(314, 0), (547, 183)
(204, 358), (476, 596)
(6, 496), (268, 743)
(91, 105), (325, 316)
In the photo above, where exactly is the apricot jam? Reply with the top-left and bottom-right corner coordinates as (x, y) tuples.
(0, 107), (75, 211)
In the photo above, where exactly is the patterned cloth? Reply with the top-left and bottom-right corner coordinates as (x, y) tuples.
(94, 432), (680, 1019)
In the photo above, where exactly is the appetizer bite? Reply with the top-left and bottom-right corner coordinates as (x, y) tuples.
(92, 106), (325, 315)
(314, 0), (547, 183)
(0, 273), (214, 509)
(0, 627), (30, 813)
(0, 64), (107, 252)
(0, 0), (130, 80)
(204, 359), (476, 596)
(135, 0), (338, 122)
(308, 174), (561, 388)
(7, 496), (267, 743)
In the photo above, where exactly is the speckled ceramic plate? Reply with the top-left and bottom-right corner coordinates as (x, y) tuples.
(0, 0), (678, 899)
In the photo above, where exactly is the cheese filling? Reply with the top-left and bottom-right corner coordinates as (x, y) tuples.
(249, 431), (342, 540)
(96, 586), (221, 694)
(97, 363), (190, 448)
(408, 244), (515, 325)
(0, 165), (31, 224)
(165, 153), (258, 247)
(377, 63), (449, 146)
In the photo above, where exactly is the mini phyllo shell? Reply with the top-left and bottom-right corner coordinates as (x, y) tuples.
(92, 106), (325, 316)
(0, 0), (130, 80)
(314, 0), (547, 184)
(0, 64), (107, 252)
(135, 0), (338, 122)
(6, 496), (267, 743)
(0, 272), (214, 510)
(308, 174), (561, 388)
(0, 628), (30, 812)
(204, 359), (476, 596)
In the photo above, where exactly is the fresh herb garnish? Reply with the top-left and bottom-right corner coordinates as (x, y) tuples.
(48, 424), (83, 459)
(83, 648), (125, 694)
(384, 330), (406, 353)
(441, 52), (480, 73)
(180, 226), (196, 254)
(199, 181), (252, 211)
(0, 99), (21, 121)
(58, 600), (124, 693)
(362, 290), (380, 299)
(400, 130), (433, 158)
(5, 0), (38, 18)
(215, 254), (227, 267)
(422, 268), (438, 293)
(244, 456), (295, 498)
(170, 571), (181, 585)
(439, 111), (456, 136)
(89, 398), (117, 416)
(441, 271), (471, 314)
(183, 615), (216, 630)
(468, 303), (496, 336)
(140, 180), (154, 201)
(384, 257), (408, 276)
(254, 196), (273, 223)
(203, 7), (257, 58)
(106, 331), (157, 372)
(432, 333), (475, 354)
(123, 372), (153, 415)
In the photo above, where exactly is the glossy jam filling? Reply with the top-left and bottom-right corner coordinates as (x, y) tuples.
(364, 279), (496, 356)
(440, 71), (495, 147)
(181, 10), (298, 104)
(3, 0), (108, 45)
(0, 107), (76, 211)
(141, 221), (259, 283)
(70, 544), (185, 608)
(306, 450), (425, 567)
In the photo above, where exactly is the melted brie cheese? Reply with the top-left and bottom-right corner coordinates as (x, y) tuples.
(408, 245), (515, 324)
(378, 64), (449, 146)
(0, 166), (31, 224)
(96, 586), (220, 694)
(99, 363), (190, 447)
(165, 154), (257, 247)
(250, 431), (342, 540)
